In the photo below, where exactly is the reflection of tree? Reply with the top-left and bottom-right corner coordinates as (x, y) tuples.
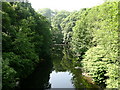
(61, 46), (76, 72)
(51, 46), (67, 72)
(61, 46), (99, 88)
(19, 60), (53, 89)
(51, 46), (99, 88)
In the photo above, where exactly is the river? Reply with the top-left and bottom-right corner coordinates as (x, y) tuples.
(16, 46), (100, 89)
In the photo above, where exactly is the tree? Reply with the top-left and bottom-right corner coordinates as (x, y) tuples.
(2, 2), (52, 89)
(37, 8), (54, 21)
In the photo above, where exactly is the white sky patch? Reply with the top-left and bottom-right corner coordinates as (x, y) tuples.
(28, 0), (104, 11)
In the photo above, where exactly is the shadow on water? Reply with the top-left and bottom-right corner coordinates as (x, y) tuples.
(17, 60), (53, 89)
(15, 45), (101, 89)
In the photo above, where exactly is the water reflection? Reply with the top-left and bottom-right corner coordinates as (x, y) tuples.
(18, 60), (53, 89)
(17, 45), (99, 89)
(51, 45), (99, 89)
(51, 45), (67, 72)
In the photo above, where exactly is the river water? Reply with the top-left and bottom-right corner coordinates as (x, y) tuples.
(17, 46), (99, 89)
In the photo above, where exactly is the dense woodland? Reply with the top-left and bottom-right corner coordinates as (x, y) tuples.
(2, 2), (51, 89)
(2, 1), (119, 89)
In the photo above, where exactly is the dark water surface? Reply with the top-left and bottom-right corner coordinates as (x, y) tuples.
(17, 46), (99, 89)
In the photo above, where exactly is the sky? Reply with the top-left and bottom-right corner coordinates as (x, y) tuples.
(28, 0), (104, 11)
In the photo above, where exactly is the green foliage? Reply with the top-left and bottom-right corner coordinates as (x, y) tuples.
(2, 2), (51, 88)
(51, 10), (70, 44)
(71, 8), (92, 57)
(51, 10), (70, 30)
(2, 59), (18, 88)
(3, 52), (34, 78)
(81, 46), (108, 86)
(46, 2), (119, 88)
(51, 27), (63, 44)
(37, 8), (54, 21)
(2, 1), (119, 89)
(61, 11), (80, 44)
(105, 64), (119, 88)
(71, 2), (119, 88)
